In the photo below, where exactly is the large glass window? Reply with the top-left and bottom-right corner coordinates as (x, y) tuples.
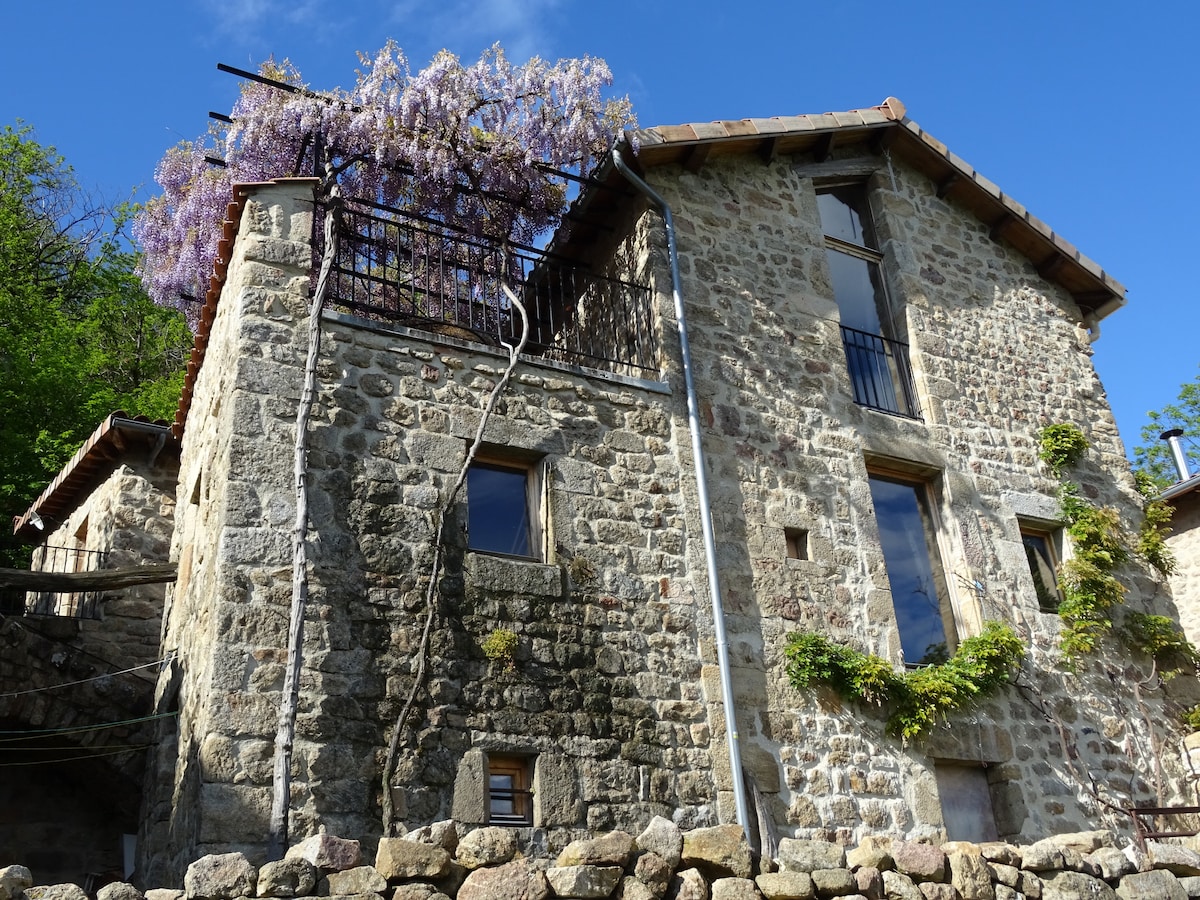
(467, 460), (537, 558)
(868, 474), (955, 665)
(818, 186), (919, 418)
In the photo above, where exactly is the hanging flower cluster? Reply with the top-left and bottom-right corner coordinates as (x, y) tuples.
(134, 43), (635, 314)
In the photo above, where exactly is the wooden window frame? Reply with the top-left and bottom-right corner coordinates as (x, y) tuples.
(486, 753), (534, 826)
(467, 453), (545, 561)
(1019, 522), (1064, 614)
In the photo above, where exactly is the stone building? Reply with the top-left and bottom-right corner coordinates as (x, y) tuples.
(1159, 431), (1200, 645)
(2, 414), (178, 884)
(7, 98), (1198, 885)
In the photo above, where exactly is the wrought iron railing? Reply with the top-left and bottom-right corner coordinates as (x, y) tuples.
(840, 325), (921, 419)
(317, 199), (660, 378)
(8, 545), (110, 620)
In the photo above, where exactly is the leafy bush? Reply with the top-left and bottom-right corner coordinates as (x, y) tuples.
(1038, 424), (1089, 477)
(785, 622), (1023, 740)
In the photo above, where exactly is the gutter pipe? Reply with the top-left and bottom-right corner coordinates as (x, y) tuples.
(611, 147), (753, 840)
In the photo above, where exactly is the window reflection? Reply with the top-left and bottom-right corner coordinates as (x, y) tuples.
(467, 462), (532, 557)
(1021, 530), (1062, 613)
(868, 475), (954, 665)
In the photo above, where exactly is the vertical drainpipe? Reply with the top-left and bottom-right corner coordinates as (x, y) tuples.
(612, 147), (753, 839)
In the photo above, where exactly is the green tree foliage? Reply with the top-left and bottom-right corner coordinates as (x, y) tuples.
(0, 124), (190, 566)
(1134, 369), (1200, 489)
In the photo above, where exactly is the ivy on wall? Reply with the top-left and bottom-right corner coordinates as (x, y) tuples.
(784, 622), (1024, 740)
(1039, 423), (1183, 667)
(783, 421), (1192, 745)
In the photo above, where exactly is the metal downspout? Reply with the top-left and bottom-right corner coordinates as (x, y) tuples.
(611, 147), (753, 838)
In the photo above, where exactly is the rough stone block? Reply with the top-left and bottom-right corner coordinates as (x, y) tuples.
(184, 853), (257, 900)
(681, 824), (754, 879)
(545, 865), (623, 899)
(778, 839), (847, 874)
(374, 839), (451, 881)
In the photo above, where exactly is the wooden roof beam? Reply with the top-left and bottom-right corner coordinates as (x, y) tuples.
(936, 173), (960, 199)
(813, 133), (836, 163)
(989, 214), (1016, 242)
(1037, 254), (1066, 280)
(758, 136), (779, 165)
(682, 143), (713, 173)
(868, 126), (897, 155)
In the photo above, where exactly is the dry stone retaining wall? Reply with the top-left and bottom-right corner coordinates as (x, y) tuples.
(11, 820), (1200, 899)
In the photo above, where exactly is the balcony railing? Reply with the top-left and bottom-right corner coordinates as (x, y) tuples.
(840, 325), (921, 419)
(0, 546), (110, 620)
(317, 199), (660, 379)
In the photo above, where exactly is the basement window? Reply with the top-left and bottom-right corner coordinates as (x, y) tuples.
(487, 754), (534, 825)
(1020, 524), (1063, 613)
(935, 762), (1000, 843)
(467, 457), (542, 560)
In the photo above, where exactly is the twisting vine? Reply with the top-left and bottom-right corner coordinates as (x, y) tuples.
(379, 283), (529, 835)
(270, 167), (342, 860)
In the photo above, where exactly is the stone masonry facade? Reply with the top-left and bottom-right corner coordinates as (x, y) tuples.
(139, 136), (1198, 882)
(1168, 490), (1200, 648)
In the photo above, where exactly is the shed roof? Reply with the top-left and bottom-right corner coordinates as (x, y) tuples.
(11, 414), (179, 541)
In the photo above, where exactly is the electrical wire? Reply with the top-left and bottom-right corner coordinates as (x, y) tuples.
(0, 656), (169, 699)
(0, 745), (152, 767)
(0, 711), (178, 741)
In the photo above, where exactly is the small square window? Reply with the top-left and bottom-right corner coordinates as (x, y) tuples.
(784, 528), (809, 560)
(1020, 525), (1063, 613)
(467, 458), (541, 559)
(487, 754), (533, 825)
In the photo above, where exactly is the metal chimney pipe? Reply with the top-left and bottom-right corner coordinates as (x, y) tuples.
(1161, 428), (1192, 482)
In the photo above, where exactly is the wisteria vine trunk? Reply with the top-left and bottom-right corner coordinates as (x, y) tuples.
(270, 175), (341, 859)
(380, 283), (529, 834)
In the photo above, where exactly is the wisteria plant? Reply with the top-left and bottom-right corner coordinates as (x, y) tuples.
(134, 43), (635, 316)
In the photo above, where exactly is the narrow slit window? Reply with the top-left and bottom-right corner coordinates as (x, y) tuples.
(784, 528), (809, 560)
(1020, 525), (1063, 613)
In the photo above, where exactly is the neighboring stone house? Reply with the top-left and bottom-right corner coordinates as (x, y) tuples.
(8, 98), (1198, 885)
(2, 414), (178, 885)
(1162, 469), (1200, 646)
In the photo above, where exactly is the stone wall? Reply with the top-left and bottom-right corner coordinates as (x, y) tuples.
(1168, 492), (1200, 648)
(142, 155), (1199, 881)
(2, 457), (175, 886)
(636, 150), (1198, 843)
(13, 821), (1200, 900)
(29, 459), (177, 668)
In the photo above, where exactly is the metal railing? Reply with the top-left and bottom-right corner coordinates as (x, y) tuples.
(317, 199), (660, 378)
(840, 325), (921, 419)
(8, 546), (110, 620)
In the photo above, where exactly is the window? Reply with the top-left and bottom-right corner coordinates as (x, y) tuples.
(784, 528), (809, 560)
(487, 754), (533, 825)
(467, 458), (541, 559)
(817, 185), (919, 418)
(868, 473), (955, 665)
(1020, 524), (1063, 613)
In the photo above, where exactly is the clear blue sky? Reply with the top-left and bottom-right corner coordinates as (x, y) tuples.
(2, 0), (1195, 458)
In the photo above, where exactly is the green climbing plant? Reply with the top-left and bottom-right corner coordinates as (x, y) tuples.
(1038, 424), (1183, 665)
(784, 621), (1024, 740)
(1038, 423), (1090, 477)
